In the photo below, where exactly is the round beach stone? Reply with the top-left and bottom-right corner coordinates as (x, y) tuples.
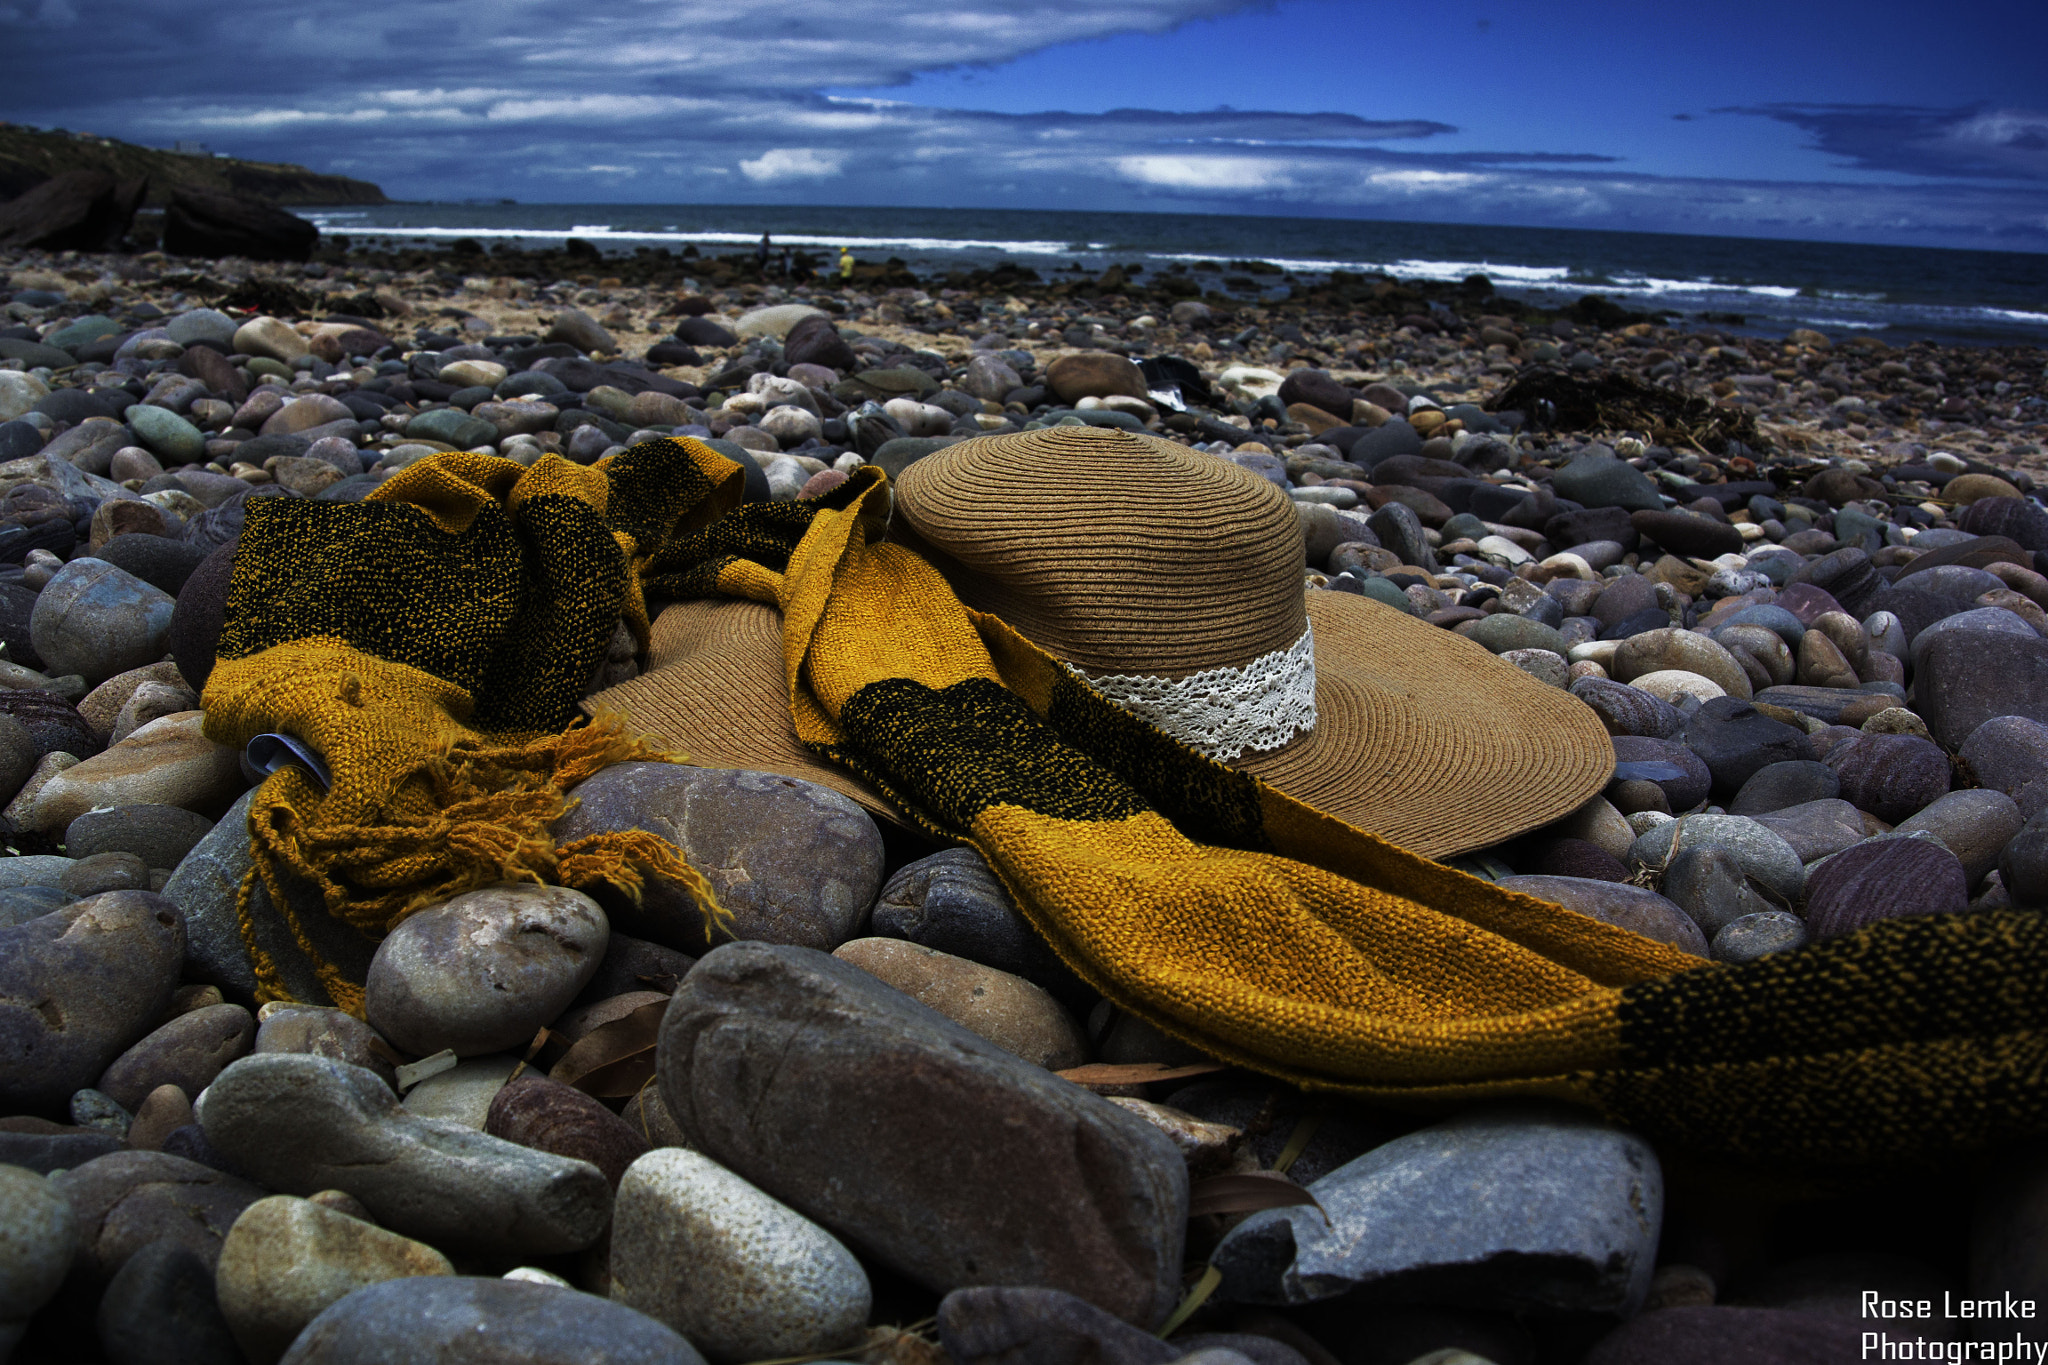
(1569, 676), (1683, 739)
(1610, 735), (1709, 811)
(487, 1074), (650, 1189)
(1459, 613), (1566, 657)
(1711, 910), (1810, 963)
(1658, 845), (1776, 936)
(29, 558), (178, 684)
(0, 1165), (75, 1330)
(1823, 732), (1952, 825)
(1892, 789), (2023, 885)
(364, 883), (608, 1057)
(254, 1005), (399, 1088)
(279, 1276), (704, 1365)
(1612, 629), (1751, 700)
(832, 938), (1088, 1069)
(1626, 813), (1804, 904)
(95, 1237), (242, 1365)
(215, 1194), (455, 1364)
(1626, 669), (1725, 704)
(611, 1147), (871, 1363)
(27, 711), (243, 833)
(1727, 760), (1839, 815)
(96, 1002), (253, 1111)
(66, 803), (218, 870)
(1496, 876), (1708, 956)
(1804, 837), (1969, 938)
(53, 1150), (266, 1281)
(0, 890), (184, 1116)
(1045, 352), (1148, 405)
(553, 763), (883, 954)
(1682, 697), (1818, 801)
(232, 317), (309, 364)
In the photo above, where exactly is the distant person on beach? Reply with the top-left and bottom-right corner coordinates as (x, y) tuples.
(757, 232), (771, 272)
(779, 246), (792, 277)
(839, 245), (854, 281)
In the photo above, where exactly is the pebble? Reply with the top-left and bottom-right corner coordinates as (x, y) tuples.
(363, 883), (608, 1056)
(486, 1073), (650, 1188)
(52, 1149), (266, 1280)
(0, 890), (184, 1115)
(554, 763), (883, 953)
(1657, 845), (1777, 935)
(610, 1148), (871, 1361)
(214, 1194), (455, 1365)
(1626, 814), (1804, 904)
(1893, 789), (2023, 884)
(832, 937), (1089, 1068)
(95, 1237), (243, 1365)
(401, 1054), (521, 1129)
(1210, 1105), (1660, 1313)
(659, 941), (1187, 1327)
(278, 1276), (705, 1365)
(1497, 876), (1708, 955)
(28, 558), (178, 684)
(937, 1286), (1181, 1365)
(1803, 837), (1969, 937)
(195, 1053), (613, 1257)
(0, 1165), (76, 1342)
(1822, 731), (1952, 824)
(1611, 629), (1752, 700)
(27, 711), (242, 833)
(96, 1001), (253, 1110)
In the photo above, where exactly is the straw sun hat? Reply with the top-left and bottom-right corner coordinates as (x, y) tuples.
(593, 426), (1615, 858)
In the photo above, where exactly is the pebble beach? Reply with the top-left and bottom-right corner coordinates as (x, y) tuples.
(3, 234), (2048, 1365)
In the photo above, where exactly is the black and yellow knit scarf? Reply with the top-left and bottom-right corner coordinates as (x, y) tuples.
(206, 438), (2048, 1163)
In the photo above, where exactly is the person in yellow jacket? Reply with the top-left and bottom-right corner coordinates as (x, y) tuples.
(838, 246), (854, 281)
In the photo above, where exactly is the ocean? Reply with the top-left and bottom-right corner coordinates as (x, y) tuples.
(297, 203), (2048, 350)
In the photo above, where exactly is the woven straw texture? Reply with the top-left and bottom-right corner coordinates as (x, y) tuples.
(611, 425), (1616, 856)
(215, 436), (2048, 1162)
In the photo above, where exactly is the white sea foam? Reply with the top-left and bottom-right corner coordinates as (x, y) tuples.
(298, 218), (1075, 256)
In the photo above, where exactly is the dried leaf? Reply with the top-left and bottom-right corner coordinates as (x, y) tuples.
(1055, 1061), (1226, 1086)
(549, 999), (668, 1098)
(1187, 1171), (1326, 1222)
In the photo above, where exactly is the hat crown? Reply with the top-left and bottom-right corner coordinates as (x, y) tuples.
(893, 427), (1306, 679)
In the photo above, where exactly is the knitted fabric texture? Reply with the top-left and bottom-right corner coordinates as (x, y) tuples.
(667, 449), (2043, 1166)
(203, 444), (740, 1011)
(214, 438), (2048, 1162)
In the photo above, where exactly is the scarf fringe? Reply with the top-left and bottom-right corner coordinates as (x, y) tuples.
(238, 711), (731, 1009)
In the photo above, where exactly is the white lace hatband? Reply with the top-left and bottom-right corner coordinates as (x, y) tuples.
(1068, 624), (1317, 761)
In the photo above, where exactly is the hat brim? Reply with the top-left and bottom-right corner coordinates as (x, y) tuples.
(587, 597), (907, 826)
(592, 588), (1615, 859)
(1234, 591), (1614, 856)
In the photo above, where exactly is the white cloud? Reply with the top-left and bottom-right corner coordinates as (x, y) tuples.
(739, 147), (846, 182)
(486, 94), (714, 121)
(1366, 169), (1486, 192)
(1116, 154), (1293, 190)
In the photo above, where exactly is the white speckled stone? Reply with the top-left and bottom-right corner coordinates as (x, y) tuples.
(610, 1149), (870, 1364)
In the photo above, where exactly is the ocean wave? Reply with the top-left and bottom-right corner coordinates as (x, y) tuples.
(302, 223), (1078, 256)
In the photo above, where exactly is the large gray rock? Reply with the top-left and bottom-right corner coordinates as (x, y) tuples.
(163, 789), (372, 1004)
(94, 1237), (243, 1365)
(1211, 1106), (1660, 1314)
(554, 763), (883, 953)
(658, 942), (1187, 1327)
(196, 1053), (612, 1256)
(1917, 632), (2048, 749)
(279, 1277), (704, 1365)
(0, 890), (184, 1115)
(66, 803), (218, 870)
(28, 558), (178, 684)
(364, 884), (607, 1056)
(1960, 716), (2048, 820)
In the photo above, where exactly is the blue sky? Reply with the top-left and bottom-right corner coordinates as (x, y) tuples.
(4, 0), (2045, 251)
